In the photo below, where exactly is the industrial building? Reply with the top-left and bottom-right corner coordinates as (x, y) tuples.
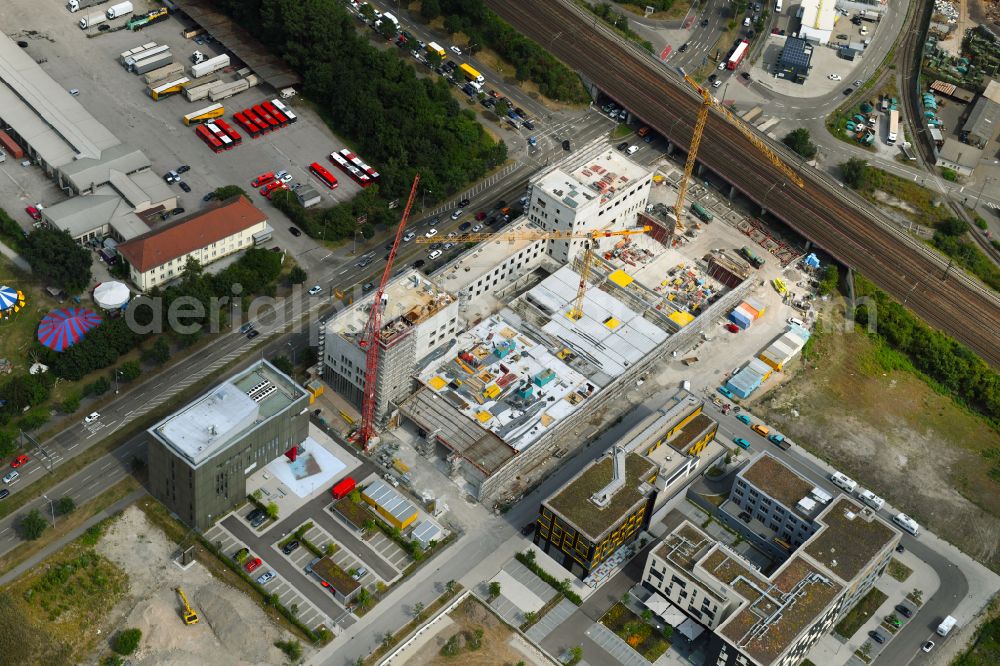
(533, 390), (719, 580)
(146, 360), (310, 530)
(525, 142), (654, 263)
(641, 455), (900, 666)
(0, 31), (175, 243)
(361, 478), (420, 529)
(321, 269), (458, 427)
(797, 0), (836, 45)
(936, 137), (983, 176)
(961, 95), (1000, 149)
(117, 196), (270, 290)
(775, 37), (813, 84)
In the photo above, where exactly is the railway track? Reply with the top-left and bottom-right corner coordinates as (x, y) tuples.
(488, 0), (1000, 368)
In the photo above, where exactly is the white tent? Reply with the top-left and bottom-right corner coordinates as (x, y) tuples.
(93, 281), (130, 310)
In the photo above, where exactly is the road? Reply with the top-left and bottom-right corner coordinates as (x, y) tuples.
(488, 0), (1000, 368)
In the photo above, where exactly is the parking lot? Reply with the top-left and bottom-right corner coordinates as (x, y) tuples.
(1, 0), (353, 267)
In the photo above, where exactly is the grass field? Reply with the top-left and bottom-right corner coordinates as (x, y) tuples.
(753, 297), (1000, 572)
(834, 587), (887, 638)
(887, 558), (912, 583)
(953, 613), (1000, 666)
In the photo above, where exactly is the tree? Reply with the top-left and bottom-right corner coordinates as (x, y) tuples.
(113, 628), (142, 655)
(274, 639), (302, 661)
(20, 509), (47, 540)
(782, 128), (817, 159)
(940, 167), (958, 181)
(356, 587), (372, 610)
(938, 217), (968, 237)
(642, 608), (654, 622)
(567, 645), (584, 665)
(265, 501), (279, 520)
(840, 158), (871, 190)
(214, 185), (248, 200)
(118, 360), (141, 382)
(377, 17), (397, 40)
(61, 394), (81, 414)
(141, 337), (171, 366)
(662, 624), (674, 640)
(420, 0), (441, 20)
(56, 497), (76, 516)
(523, 610), (537, 624)
(359, 3), (376, 21)
(362, 519), (377, 536)
(349, 489), (362, 504)
(488, 581), (501, 600)
(289, 265), (308, 285)
(413, 601), (425, 619)
(21, 227), (92, 292)
(446, 580), (457, 595)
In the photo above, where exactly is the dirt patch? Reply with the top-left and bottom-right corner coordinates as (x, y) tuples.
(94, 505), (297, 665)
(403, 596), (543, 665)
(752, 301), (1000, 572)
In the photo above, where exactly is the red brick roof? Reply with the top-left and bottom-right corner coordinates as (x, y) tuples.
(118, 196), (266, 273)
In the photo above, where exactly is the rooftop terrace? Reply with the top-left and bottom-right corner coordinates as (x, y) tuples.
(804, 497), (897, 581)
(151, 361), (306, 467)
(545, 452), (656, 539)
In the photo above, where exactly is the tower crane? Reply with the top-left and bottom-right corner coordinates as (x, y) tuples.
(357, 174), (420, 452)
(417, 225), (650, 320)
(672, 70), (805, 234)
(175, 587), (199, 625)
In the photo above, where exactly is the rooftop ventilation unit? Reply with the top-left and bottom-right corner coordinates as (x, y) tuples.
(590, 445), (627, 508)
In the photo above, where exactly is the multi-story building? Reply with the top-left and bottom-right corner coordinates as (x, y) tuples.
(322, 269), (458, 426)
(526, 142), (653, 263)
(146, 360), (310, 530)
(730, 453), (823, 548)
(117, 196), (269, 290)
(534, 447), (657, 579)
(641, 454), (900, 666)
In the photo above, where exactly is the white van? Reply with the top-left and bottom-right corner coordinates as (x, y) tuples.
(936, 615), (957, 636)
(856, 488), (885, 511)
(893, 512), (920, 536)
(774, 0), (783, 11)
(830, 471), (857, 493)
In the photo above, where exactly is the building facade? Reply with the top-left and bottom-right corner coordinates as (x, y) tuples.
(147, 360), (310, 530)
(118, 196), (269, 290)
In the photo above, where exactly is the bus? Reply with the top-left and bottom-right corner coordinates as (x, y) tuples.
(341, 148), (380, 182)
(243, 108), (270, 134)
(233, 111), (259, 138)
(271, 98), (298, 123)
(182, 103), (224, 126)
(214, 119), (242, 146)
(262, 101), (289, 127)
(329, 151), (372, 188)
(195, 125), (223, 153)
(309, 162), (339, 189)
(253, 104), (280, 130)
(205, 123), (233, 150)
(727, 39), (750, 71)
(887, 109), (899, 145)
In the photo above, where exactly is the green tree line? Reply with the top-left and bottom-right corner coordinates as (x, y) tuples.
(421, 0), (589, 103)
(854, 277), (1000, 425)
(215, 0), (509, 239)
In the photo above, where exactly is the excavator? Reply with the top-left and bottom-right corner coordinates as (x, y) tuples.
(175, 587), (199, 625)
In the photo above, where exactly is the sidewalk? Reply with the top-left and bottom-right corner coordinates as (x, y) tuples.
(0, 238), (31, 273)
(0, 488), (144, 586)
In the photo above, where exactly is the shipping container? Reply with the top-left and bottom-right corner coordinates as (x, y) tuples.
(189, 54), (230, 79)
(120, 41), (157, 63)
(183, 81), (222, 102)
(208, 79), (250, 102)
(148, 77), (189, 100)
(132, 52), (173, 76)
(0, 131), (24, 159)
(143, 62), (183, 85)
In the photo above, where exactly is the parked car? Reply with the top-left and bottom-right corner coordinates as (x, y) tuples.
(179, 181), (191, 193)
(2, 470), (19, 484)
(458, 198), (471, 207)
(450, 209), (464, 220)
(725, 323), (740, 333)
(84, 412), (101, 424)
(351, 567), (368, 581)
(244, 557), (262, 573)
(402, 231), (416, 242)
(362, 282), (374, 293)
(282, 540), (300, 555)
(246, 329), (260, 340)
(922, 641), (935, 652)
(171, 207), (185, 216)
(177, 165), (191, 174)
(718, 386), (734, 398)
(733, 437), (751, 450)
(617, 142), (629, 151)
(428, 250), (442, 260)
(412, 259), (426, 269)
(843, 87), (854, 95)
(163, 170), (180, 183)
(459, 222), (472, 231)
(25, 205), (41, 221)
(11, 455), (28, 468)
(202, 192), (216, 202)
(425, 228), (439, 238)
(895, 605), (913, 618)
(0, 489), (9, 500)
(256, 570), (276, 584)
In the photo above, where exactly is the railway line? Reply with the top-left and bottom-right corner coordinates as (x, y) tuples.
(488, 0), (1000, 368)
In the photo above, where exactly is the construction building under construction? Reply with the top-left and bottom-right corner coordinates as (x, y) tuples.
(321, 268), (458, 427)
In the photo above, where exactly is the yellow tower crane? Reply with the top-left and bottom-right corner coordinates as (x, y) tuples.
(175, 587), (199, 625)
(673, 71), (805, 233)
(417, 225), (650, 320)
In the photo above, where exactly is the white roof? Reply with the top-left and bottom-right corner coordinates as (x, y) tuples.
(799, 0), (837, 31)
(156, 381), (261, 465)
(93, 281), (131, 309)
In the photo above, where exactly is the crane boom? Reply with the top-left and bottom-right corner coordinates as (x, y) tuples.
(414, 226), (650, 243)
(358, 174), (420, 451)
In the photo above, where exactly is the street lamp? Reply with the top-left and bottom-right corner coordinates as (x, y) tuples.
(287, 341), (297, 366)
(42, 494), (56, 526)
(114, 370), (121, 395)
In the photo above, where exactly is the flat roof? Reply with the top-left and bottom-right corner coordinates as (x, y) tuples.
(415, 314), (597, 451)
(545, 452), (655, 539)
(326, 269), (455, 346)
(535, 147), (649, 210)
(312, 556), (359, 596)
(740, 453), (815, 510)
(150, 360), (307, 467)
(176, 0), (302, 89)
(656, 521), (715, 574)
(804, 497), (896, 581)
(938, 138), (983, 168)
(432, 217), (545, 294)
(363, 478), (419, 524)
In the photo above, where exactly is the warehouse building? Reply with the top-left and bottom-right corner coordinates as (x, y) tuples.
(936, 137), (983, 176)
(641, 457), (899, 666)
(321, 269), (458, 427)
(117, 196), (269, 290)
(961, 95), (1000, 148)
(0, 31), (174, 242)
(147, 360), (310, 530)
(797, 0), (836, 45)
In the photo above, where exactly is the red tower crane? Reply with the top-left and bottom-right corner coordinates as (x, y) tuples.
(357, 174), (420, 451)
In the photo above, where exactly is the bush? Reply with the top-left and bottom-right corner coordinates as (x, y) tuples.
(215, 185), (248, 200)
(56, 497), (76, 516)
(940, 167), (958, 181)
(289, 265), (308, 285)
(782, 128), (818, 159)
(841, 158), (872, 190)
(274, 639), (302, 660)
(113, 628), (142, 655)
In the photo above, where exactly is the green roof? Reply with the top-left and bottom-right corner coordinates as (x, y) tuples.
(313, 556), (359, 595)
(546, 452), (656, 539)
(805, 497), (897, 581)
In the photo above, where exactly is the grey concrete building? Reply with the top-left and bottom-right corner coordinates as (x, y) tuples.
(962, 96), (1000, 148)
(147, 360), (310, 530)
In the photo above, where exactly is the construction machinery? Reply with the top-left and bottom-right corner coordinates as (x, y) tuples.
(672, 70), (804, 234)
(175, 587), (199, 625)
(356, 175), (421, 452)
(417, 225), (649, 320)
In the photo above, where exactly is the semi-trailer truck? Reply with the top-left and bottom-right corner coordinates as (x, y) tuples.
(189, 54), (230, 79)
(106, 1), (133, 19)
(132, 52), (173, 76)
(78, 12), (107, 28)
(125, 44), (170, 69)
(208, 75), (258, 102)
(127, 8), (168, 31)
(67, 0), (108, 12)
(458, 63), (485, 84)
(183, 80), (223, 102)
(143, 62), (183, 85)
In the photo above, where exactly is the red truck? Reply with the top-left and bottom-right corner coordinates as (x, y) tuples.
(331, 476), (356, 499)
